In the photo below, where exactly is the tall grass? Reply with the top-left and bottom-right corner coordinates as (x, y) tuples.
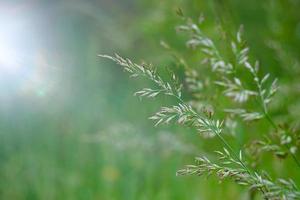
(101, 10), (300, 199)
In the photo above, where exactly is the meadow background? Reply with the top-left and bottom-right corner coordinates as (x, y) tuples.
(1, 0), (300, 199)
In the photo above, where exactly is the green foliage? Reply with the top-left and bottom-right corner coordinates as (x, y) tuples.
(101, 7), (300, 199)
(2, 1), (300, 200)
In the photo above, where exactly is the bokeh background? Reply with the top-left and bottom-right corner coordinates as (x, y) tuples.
(1, 0), (300, 199)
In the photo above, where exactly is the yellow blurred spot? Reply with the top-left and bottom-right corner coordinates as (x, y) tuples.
(101, 165), (120, 183)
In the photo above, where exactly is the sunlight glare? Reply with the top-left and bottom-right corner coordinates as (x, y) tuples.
(0, 13), (25, 74)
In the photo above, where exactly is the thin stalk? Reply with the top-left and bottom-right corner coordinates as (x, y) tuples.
(216, 132), (251, 174)
(265, 112), (300, 169)
(215, 124), (269, 199)
(171, 94), (269, 198)
(255, 77), (300, 169)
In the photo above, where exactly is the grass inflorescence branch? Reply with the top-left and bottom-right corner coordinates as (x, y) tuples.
(99, 11), (300, 200)
(100, 53), (300, 199)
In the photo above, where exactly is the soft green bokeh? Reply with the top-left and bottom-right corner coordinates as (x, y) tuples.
(1, 0), (300, 199)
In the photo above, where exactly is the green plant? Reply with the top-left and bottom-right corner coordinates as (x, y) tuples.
(100, 11), (300, 200)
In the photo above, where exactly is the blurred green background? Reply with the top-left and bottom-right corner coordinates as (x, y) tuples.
(1, 0), (300, 199)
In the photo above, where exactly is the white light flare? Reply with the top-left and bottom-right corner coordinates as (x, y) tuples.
(0, 3), (70, 113)
(0, 13), (25, 74)
(0, 5), (55, 99)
